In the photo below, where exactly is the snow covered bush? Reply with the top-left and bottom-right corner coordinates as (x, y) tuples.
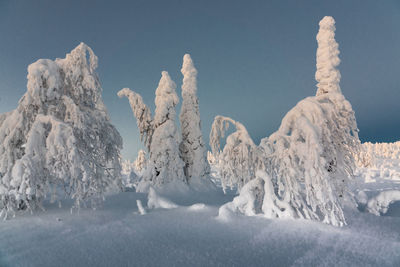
(0, 43), (122, 218)
(214, 16), (360, 226)
(179, 54), (210, 181)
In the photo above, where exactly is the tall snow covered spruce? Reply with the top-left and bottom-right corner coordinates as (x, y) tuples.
(148, 72), (185, 186)
(216, 16), (359, 227)
(179, 54), (209, 182)
(0, 43), (123, 218)
(315, 16), (341, 96)
(119, 72), (185, 190)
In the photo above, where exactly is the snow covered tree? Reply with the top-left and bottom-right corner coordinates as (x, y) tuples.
(215, 16), (359, 226)
(134, 149), (147, 174)
(179, 54), (209, 181)
(147, 71), (185, 186)
(210, 116), (262, 191)
(315, 16), (341, 96)
(118, 72), (185, 190)
(0, 43), (123, 218)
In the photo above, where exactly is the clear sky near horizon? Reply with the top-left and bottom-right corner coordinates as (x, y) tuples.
(0, 0), (399, 160)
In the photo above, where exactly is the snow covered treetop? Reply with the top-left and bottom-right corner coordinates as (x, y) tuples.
(181, 54), (198, 95)
(153, 71), (179, 127)
(25, 42), (103, 111)
(319, 16), (336, 30)
(315, 16), (341, 96)
(62, 42), (98, 72)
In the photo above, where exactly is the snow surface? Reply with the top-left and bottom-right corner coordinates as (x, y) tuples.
(1, 183), (400, 266)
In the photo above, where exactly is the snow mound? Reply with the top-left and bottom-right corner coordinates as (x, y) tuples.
(218, 171), (293, 221)
(188, 203), (206, 211)
(147, 187), (179, 209)
(367, 190), (400, 216)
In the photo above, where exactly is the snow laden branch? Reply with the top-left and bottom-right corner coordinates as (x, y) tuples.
(118, 88), (153, 151)
(179, 54), (209, 181)
(315, 16), (341, 96)
(210, 116), (262, 191)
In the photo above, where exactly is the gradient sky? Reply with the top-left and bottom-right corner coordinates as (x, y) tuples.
(0, 0), (399, 160)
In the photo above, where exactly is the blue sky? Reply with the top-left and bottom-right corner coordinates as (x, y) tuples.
(0, 0), (399, 160)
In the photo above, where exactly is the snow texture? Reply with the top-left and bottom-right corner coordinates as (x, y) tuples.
(0, 43), (122, 218)
(179, 54), (210, 181)
(1, 189), (400, 266)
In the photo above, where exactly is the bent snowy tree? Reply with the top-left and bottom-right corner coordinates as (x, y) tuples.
(210, 116), (263, 191)
(215, 16), (360, 226)
(0, 43), (123, 218)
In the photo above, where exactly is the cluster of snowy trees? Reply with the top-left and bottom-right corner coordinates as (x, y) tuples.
(118, 55), (210, 191)
(215, 16), (360, 226)
(0, 43), (122, 218)
(0, 16), (368, 227)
